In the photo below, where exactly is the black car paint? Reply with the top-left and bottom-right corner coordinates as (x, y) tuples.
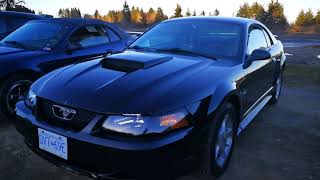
(0, 11), (46, 40)
(15, 17), (286, 179)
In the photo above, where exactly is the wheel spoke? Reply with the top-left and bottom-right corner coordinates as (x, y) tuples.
(226, 128), (233, 137)
(215, 145), (220, 159)
(18, 95), (25, 101)
(10, 94), (19, 100)
(225, 137), (233, 146)
(221, 119), (226, 131)
(275, 74), (282, 99)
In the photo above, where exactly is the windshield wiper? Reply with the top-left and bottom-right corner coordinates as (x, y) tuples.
(4, 41), (27, 49)
(156, 48), (217, 61)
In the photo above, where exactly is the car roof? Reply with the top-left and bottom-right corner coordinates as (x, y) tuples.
(0, 11), (45, 19)
(29, 18), (113, 26)
(27, 18), (129, 39)
(164, 16), (259, 26)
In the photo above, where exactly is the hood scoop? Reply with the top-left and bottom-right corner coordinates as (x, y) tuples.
(102, 51), (172, 72)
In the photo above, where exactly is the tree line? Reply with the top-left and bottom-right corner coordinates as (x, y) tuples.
(1, 0), (320, 32)
(295, 9), (320, 27)
(236, 0), (288, 29)
(0, 0), (34, 13)
(236, 0), (320, 30)
(58, 8), (81, 18)
(56, 0), (290, 30)
(58, 2), (220, 27)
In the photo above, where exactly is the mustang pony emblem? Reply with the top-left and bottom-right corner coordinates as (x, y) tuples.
(52, 105), (76, 121)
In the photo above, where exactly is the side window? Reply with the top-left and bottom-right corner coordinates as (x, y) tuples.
(69, 25), (110, 48)
(0, 17), (7, 33)
(7, 17), (30, 31)
(247, 28), (268, 55)
(107, 27), (121, 42)
(262, 29), (272, 47)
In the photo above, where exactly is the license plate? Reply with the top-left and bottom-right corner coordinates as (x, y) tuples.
(38, 128), (68, 160)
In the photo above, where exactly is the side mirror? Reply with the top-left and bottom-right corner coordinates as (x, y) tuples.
(244, 49), (271, 68)
(250, 49), (271, 61)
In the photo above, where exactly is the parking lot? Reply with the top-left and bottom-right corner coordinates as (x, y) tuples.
(0, 62), (319, 180)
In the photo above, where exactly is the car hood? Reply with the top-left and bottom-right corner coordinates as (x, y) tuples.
(35, 51), (238, 114)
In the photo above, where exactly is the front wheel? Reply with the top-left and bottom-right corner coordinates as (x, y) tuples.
(199, 102), (237, 178)
(269, 71), (283, 105)
(0, 75), (34, 121)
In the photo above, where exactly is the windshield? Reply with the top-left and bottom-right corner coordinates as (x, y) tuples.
(130, 21), (244, 60)
(0, 22), (68, 50)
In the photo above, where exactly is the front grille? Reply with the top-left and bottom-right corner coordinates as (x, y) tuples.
(36, 98), (97, 131)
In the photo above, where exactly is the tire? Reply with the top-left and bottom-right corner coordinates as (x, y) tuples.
(269, 70), (283, 105)
(0, 74), (34, 121)
(199, 101), (237, 178)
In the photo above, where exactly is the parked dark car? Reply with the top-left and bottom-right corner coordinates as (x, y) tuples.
(0, 18), (131, 120)
(15, 17), (286, 179)
(0, 11), (51, 40)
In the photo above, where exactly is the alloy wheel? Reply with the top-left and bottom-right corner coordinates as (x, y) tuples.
(275, 74), (282, 99)
(5, 80), (32, 114)
(214, 113), (234, 168)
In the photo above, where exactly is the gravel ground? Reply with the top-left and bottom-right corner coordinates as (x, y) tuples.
(0, 64), (319, 180)
(285, 46), (320, 65)
(280, 33), (320, 65)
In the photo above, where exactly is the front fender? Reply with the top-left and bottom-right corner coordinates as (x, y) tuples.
(207, 81), (238, 115)
(274, 40), (286, 67)
(0, 61), (44, 83)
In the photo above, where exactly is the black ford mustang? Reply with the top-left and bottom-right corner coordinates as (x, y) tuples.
(15, 17), (286, 179)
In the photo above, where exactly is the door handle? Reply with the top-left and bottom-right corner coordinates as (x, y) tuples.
(240, 89), (247, 96)
(272, 57), (281, 62)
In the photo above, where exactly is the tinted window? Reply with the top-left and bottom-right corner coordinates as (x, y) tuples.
(1, 22), (67, 50)
(0, 17), (6, 33)
(130, 21), (244, 59)
(262, 28), (272, 47)
(247, 28), (268, 54)
(69, 26), (110, 48)
(107, 28), (121, 42)
(7, 17), (30, 31)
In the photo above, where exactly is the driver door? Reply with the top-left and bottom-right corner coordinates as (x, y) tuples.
(242, 26), (276, 117)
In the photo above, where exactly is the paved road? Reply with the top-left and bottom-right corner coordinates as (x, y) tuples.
(1, 81), (319, 180)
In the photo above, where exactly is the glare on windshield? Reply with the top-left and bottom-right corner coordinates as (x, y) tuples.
(0, 22), (67, 50)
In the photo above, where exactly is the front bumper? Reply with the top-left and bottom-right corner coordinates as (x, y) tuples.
(15, 102), (205, 179)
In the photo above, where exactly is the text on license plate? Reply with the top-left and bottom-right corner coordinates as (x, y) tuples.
(38, 128), (68, 160)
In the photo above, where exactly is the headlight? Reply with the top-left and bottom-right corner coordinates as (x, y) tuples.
(24, 89), (37, 109)
(102, 111), (189, 136)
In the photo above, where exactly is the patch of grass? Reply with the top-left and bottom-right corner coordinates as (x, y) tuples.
(284, 64), (320, 87)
